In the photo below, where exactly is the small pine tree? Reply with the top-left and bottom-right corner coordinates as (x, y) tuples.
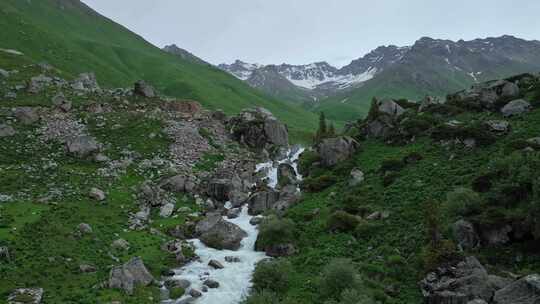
(315, 112), (328, 143)
(328, 123), (336, 137)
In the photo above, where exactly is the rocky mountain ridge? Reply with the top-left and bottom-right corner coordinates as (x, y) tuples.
(219, 35), (540, 113)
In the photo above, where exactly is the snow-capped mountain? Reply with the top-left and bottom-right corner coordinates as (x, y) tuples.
(218, 35), (540, 107)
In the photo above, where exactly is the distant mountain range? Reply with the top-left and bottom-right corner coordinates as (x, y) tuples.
(216, 35), (540, 121)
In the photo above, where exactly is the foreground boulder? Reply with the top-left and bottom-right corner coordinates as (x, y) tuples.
(420, 256), (512, 303)
(493, 274), (540, 304)
(108, 257), (154, 295)
(8, 288), (43, 304)
(71, 72), (100, 92)
(195, 213), (247, 250)
(207, 179), (231, 202)
(317, 136), (359, 167)
(453, 219), (480, 251)
(229, 107), (288, 149)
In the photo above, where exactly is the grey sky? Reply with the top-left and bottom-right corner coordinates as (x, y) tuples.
(82, 0), (540, 67)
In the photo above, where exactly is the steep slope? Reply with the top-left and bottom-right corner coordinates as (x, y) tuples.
(0, 0), (317, 140)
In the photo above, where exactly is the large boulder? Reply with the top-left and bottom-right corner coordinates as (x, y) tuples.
(66, 136), (100, 158)
(51, 92), (72, 112)
(134, 80), (156, 98)
(493, 274), (540, 304)
(108, 257), (154, 295)
(363, 99), (405, 138)
(27, 74), (52, 93)
(248, 189), (280, 215)
(196, 213), (247, 250)
(420, 256), (510, 303)
(229, 107), (289, 149)
(160, 175), (196, 193)
(501, 99), (531, 117)
(71, 73), (100, 92)
(317, 136), (359, 167)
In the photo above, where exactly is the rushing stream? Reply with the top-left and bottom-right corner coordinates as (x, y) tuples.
(170, 147), (304, 304)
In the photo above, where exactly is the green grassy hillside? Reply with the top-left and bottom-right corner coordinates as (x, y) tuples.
(246, 75), (540, 303)
(0, 0), (317, 141)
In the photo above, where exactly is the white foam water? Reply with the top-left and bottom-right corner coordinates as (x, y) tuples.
(169, 147), (304, 304)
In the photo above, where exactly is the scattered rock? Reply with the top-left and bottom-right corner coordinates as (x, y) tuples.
(159, 203), (175, 218)
(78, 223), (93, 234)
(108, 257), (154, 295)
(453, 220), (480, 251)
(203, 279), (219, 289)
(207, 179), (231, 202)
(317, 136), (360, 167)
(111, 239), (130, 251)
(263, 243), (297, 257)
(8, 288), (43, 304)
(208, 259), (224, 269)
(165, 278), (191, 290)
(486, 120), (510, 133)
(0, 68), (9, 78)
(51, 92), (72, 112)
(501, 99), (532, 117)
(478, 224), (513, 246)
(161, 100), (202, 116)
(71, 73), (100, 92)
(134, 80), (156, 98)
(89, 188), (106, 201)
(248, 189), (280, 215)
(448, 80), (520, 110)
(66, 136), (100, 158)
(225, 256), (241, 263)
(189, 289), (202, 298)
(227, 208), (241, 219)
(0, 124), (16, 137)
(27, 74), (52, 93)
(349, 168), (365, 186)
(79, 264), (97, 273)
(229, 190), (249, 208)
(13, 107), (40, 125)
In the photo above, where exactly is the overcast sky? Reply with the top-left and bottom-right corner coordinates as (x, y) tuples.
(81, 0), (540, 67)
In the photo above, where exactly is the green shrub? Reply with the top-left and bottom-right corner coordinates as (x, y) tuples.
(256, 217), (296, 250)
(298, 150), (321, 176)
(252, 259), (291, 293)
(445, 187), (484, 217)
(327, 211), (361, 232)
(394, 98), (418, 110)
(382, 171), (400, 187)
(169, 286), (185, 299)
(401, 117), (433, 136)
(421, 239), (460, 272)
(302, 174), (338, 192)
(354, 220), (382, 240)
(431, 123), (496, 146)
(242, 290), (281, 304)
(319, 258), (361, 300)
(335, 289), (376, 304)
(424, 104), (463, 116)
(379, 159), (405, 173)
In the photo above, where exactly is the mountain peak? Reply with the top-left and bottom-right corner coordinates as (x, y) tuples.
(162, 44), (207, 65)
